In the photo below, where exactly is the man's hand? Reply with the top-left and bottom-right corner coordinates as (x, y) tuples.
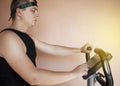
(72, 63), (89, 76)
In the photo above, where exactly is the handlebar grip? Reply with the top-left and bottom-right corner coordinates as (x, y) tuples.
(94, 48), (114, 86)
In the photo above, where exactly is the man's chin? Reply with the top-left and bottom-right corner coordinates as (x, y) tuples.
(31, 23), (36, 27)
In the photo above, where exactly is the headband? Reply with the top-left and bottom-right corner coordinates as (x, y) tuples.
(9, 1), (38, 21)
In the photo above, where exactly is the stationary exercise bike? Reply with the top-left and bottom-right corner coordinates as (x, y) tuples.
(83, 47), (114, 86)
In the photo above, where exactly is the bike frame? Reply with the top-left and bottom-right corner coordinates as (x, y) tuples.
(84, 48), (114, 86)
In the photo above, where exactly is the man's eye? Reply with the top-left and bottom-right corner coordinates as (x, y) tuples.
(31, 9), (35, 13)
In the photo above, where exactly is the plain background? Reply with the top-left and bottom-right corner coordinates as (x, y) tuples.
(0, 0), (120, 86)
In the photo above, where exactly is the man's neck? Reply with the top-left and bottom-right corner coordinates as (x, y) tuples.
(10, 20), (29, 32)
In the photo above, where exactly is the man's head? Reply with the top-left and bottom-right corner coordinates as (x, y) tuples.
(9, 0), (38, 21)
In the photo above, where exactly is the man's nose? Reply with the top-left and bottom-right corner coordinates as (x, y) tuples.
(36, 11), (39, 18)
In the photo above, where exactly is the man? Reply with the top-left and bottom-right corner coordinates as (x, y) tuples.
(0, 0), (91, 85)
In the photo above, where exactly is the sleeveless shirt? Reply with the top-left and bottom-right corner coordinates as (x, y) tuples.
(0, 28), (36, 86)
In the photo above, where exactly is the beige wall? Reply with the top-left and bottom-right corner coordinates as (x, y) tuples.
(0, 0), (120, 86)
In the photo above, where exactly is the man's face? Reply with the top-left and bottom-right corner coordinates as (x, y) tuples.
(20, 6), (39, 27)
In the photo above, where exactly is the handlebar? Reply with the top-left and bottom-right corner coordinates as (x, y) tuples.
(94, 48), (114, 86)
(83, 52), (112, 79)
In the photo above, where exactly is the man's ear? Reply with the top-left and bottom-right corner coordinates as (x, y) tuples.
(16, 8), (23, 17)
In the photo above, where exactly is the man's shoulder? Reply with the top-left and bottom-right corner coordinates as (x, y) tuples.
(0, 30), (26, 58)
(0, 30), (25, 51)
(0, 30), (21, 41)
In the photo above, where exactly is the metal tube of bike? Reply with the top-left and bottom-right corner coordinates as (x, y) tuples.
(85, 47), (96, 86)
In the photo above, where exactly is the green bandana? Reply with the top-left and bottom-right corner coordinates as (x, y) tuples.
(9, 2), (38, 21)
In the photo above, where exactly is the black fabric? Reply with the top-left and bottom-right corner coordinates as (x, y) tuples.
(0, 28), (36, 86)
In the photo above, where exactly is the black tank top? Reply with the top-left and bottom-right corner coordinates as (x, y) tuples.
(0, 28), (36, 86)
